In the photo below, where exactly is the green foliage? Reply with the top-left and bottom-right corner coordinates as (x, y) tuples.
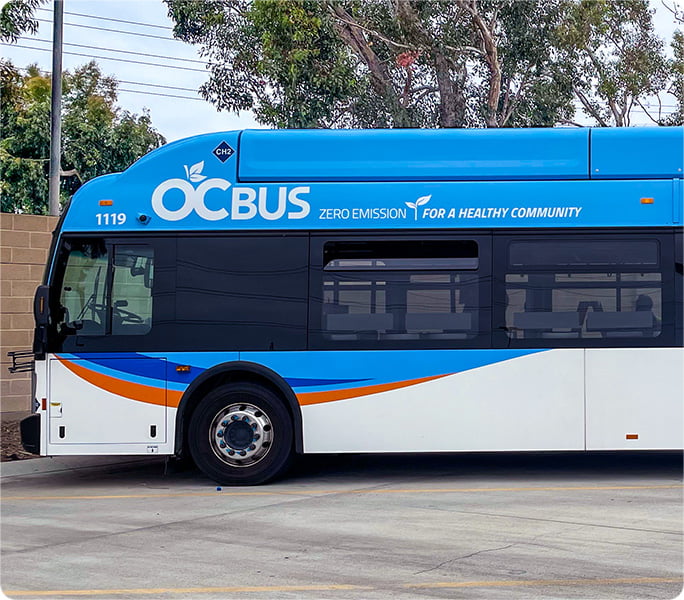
(167, 0), (676, 129)
(666, 30), (684, 125)
(1, 60), (165, 214)
(166, 0), (575, 128)
(0, 0), (46, 43)
(557, 0), (670, 126)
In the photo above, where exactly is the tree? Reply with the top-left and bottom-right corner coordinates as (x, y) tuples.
(0, 0), (46, 43)
(662, 1), (684, 125)
(667, 30), (684, 124)
(166, 0), (575, 128)
(557, 0), (670, 126)
(1, 60), (165, 214)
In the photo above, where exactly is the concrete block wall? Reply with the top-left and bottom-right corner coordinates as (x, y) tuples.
(1, 213), (58, 416)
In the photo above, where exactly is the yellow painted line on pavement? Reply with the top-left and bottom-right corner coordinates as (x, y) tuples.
(4, 584), (371, 597)
(2, 484), (682, 502)
(404, 576), (683, 589)
(5, 577), (681, 597)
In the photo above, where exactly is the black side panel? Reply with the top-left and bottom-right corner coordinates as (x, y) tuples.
(175, 235), (309, 351)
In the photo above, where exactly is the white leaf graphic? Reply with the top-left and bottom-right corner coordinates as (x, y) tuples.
(405, 201), (416, 209)
(416, 195), (431, 207)
(184, 161), (207, 182)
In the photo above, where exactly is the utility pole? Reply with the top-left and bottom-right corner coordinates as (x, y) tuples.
(48, 0), (64, 216)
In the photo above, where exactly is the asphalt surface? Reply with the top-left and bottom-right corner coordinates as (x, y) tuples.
(1, 452), (682, 599)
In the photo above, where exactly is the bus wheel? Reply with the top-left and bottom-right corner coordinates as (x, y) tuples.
(188, 383), (294, 485)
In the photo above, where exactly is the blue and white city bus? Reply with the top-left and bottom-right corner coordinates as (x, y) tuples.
(18, 127), (683, 484)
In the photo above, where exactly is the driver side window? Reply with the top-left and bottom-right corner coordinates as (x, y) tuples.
(111, 246), (154, 335)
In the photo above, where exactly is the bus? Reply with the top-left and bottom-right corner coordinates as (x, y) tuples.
(16, 127), (683, 485)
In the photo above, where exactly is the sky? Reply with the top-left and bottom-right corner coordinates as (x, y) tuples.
(1, 0), (682, 143)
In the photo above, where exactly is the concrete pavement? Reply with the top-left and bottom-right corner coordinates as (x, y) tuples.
(1, 452), (682, 599)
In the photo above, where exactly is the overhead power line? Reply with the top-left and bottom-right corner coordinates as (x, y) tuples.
(36, 18), (181, 43)
(20, 37), (205, 65)
(118, 80), (198, 94)
(11, 64), (201, 95)
(3, 43), (208, 73)
(118, 88), (203, 101)
(37, 7), (174, 31)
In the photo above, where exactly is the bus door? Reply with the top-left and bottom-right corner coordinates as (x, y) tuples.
(47, 238), (169, 447)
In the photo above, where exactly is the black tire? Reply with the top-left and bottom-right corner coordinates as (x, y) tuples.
(188, 382), (294, 485)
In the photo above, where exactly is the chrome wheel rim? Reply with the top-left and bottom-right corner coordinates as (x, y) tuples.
(209, 403), (273, 468)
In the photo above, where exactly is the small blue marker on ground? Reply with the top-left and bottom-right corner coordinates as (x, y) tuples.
(216, 486), (222, 491)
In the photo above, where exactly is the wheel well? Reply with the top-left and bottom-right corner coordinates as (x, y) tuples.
(175, 363), (303, 457)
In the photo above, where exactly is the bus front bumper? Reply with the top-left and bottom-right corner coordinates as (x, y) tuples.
(20, 414), (41, 455)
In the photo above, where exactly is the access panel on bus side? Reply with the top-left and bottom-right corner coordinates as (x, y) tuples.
(48, 356), (167, 445)
(294, 232), (585, 453)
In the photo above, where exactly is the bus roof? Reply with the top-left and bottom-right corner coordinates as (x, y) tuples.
(62, 127), (683, 233)
(238, 127), (683, 181)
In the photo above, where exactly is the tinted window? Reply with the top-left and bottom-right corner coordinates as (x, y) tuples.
(111, 246), (154, 335)
(312, 238), (486, 348)
(509, 240), (658, 267)
(503, 238), (664, 341)
(54, 240), (154, 337)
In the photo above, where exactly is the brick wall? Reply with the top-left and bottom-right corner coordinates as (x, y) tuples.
(1, 213), (59, 416)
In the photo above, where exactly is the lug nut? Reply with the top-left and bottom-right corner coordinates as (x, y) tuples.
(219, 441), (226, 448)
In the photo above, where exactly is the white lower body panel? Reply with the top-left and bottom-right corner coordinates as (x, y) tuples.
(302, 350), (586, 453)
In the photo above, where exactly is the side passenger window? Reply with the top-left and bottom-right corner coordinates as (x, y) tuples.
(504, 239), (662, 340)
(315, 239), (484, 347)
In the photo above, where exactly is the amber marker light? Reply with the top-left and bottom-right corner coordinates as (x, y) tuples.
(640, 197), (654, 204)
(176, 365), (191, 373)
(99, 199), (114, 206)
(41, 398), (47, 411)
(626, 434), (639, 440)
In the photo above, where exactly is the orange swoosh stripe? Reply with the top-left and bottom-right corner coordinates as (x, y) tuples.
(60, 359), (183, 408)
(297, 373), (450, 406)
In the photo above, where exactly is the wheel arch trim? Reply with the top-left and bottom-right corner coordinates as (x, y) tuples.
(174, 361), (303, 456)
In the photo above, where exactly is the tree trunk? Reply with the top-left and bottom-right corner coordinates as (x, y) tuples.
(327, 2), (413, 127)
